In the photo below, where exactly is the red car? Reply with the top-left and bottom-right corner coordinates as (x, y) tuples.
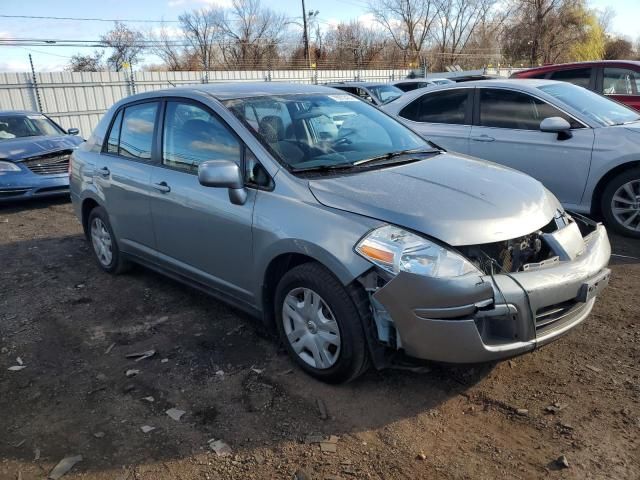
(511, 60), (640, 111)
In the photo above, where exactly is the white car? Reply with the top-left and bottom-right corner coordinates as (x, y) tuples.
(382, 79), (640, 237)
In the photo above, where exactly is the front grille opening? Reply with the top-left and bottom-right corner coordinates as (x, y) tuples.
(535, 300), (587, 335)
(0, 188), (30, 197)
(458, 225), (556, 274)
(35, 186), (68, 194)
(22, 150), (71, 176)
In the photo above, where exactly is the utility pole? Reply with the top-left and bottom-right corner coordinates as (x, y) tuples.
(28, 54), (43, 113)
(301, 0), (310, 67)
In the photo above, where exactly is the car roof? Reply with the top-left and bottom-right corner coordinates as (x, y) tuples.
(423, 78), (559, 89)
(120, 82), (343, 104)
(0, 110), (42, 116)
(517, 60), (640, 74)
(324, 81), (390, 88)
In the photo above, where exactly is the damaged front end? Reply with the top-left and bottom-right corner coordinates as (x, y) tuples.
(357, 212), (611, 364)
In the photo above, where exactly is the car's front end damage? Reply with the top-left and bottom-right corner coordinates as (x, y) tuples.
(357, 212), (610, 364)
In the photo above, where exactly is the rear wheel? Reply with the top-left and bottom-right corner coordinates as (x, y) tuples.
(87, 206), (130, 274)
(601, 168), (640, 238)
(275, 263), (370, 383)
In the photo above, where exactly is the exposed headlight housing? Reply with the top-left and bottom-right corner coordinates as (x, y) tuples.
(0, 161), (20, 172)
(355, 225), (480, 278)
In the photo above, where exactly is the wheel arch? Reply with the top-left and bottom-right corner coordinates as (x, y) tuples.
(81, 196), (101, 238)
(258, 242), (371, 329)
(591, 160), (640, 216)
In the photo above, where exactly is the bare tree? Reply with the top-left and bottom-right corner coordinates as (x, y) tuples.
(324, 21), (387, 68)
(101, 22), (145, 71)
(148, 24), (185, 71)
(367, 0), (439, 62)
(432, 0), (503, 70)
(604, 37), (634, 60)
(179, 8), (223, 71)
(66, 51), (104, 72)
(217, 0), (288, 69)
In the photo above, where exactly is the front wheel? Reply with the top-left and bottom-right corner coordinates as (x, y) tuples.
(87, 206), (130, 274)
(601, 168), (640, 238)
(274, 263), (370, 383)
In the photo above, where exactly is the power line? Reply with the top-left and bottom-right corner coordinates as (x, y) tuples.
(0, 14), (179, 23)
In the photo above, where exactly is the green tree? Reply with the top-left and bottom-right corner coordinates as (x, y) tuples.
(570, 13), (605, 61)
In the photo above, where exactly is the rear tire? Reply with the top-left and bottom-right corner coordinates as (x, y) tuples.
(274, 263), (370, 383)
(601, 168), (640, 238)
(87, 206), (130, 274)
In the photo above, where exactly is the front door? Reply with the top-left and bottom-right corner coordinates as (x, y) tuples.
(396, 88), (473, 154)
(469, 88), (595, 206)
(148, 100), (256, 303)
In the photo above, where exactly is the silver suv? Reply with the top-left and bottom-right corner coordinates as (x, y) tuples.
(70, 83), (611, 383)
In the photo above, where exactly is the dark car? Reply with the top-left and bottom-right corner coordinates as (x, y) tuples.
(511, 61), (640, 111)
(448, 74), (499, 83)
(392, 78), (454, 92)
(324, 82), (403, 106)
(0, 111), (83, 202)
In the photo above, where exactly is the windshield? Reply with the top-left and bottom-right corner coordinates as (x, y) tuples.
(538, 83), (640, 126)
(367, 85), (403, 104)
(224, 93), (430, 171)
(0, 114), (64, 140)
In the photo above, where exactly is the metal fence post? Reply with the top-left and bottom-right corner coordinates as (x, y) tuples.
(29, 54), (43, 112)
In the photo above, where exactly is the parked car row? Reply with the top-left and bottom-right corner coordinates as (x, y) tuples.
(67, 82), (611, 383)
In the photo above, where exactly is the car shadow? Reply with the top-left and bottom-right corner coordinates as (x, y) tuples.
(0, 233), (492, 475)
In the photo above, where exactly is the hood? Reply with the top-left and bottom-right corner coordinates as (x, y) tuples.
(308, 153), (561, 246)
(0, 135), (83, 161)
(624, 121), (640, 135)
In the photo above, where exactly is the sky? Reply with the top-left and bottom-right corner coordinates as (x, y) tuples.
(0, 0), (638, 72)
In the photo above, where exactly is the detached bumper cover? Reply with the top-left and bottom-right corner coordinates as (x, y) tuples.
(374, 224), (611, 363)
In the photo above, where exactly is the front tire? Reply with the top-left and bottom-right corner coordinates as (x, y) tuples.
(274, 263), (370, 383)
(601, 168), (640, 238)
(87, 206), (130, 274)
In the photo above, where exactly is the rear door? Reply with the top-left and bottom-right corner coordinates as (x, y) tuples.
(148, 99), (257, 303)
(468, 88), (594, 205)
(396, 88), (473, 154)
(599, 66), (640, 111)
(96, 101), (159, 255)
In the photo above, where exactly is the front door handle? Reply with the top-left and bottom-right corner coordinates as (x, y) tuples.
(97, 166), (110, 177)
(471, 135), (495, 142)
(153, 181), (171, 193)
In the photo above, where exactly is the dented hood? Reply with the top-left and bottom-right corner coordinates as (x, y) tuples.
(308, 152), (561, 246)
(0, 135), (83, 161)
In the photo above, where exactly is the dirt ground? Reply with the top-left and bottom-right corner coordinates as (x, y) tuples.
(0, 198), (638, 480)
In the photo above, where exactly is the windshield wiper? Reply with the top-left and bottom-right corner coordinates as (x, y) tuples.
(289, 163), (358, 173)
(353, 148), (440, 167)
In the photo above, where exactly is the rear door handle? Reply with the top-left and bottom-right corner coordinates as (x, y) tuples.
(471, 135), (495, 142)
(153, 181), (171, 193)
(97, 166), (110, 177)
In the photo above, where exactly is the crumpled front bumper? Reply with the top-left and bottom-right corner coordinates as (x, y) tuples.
(373, 224), (611, 363)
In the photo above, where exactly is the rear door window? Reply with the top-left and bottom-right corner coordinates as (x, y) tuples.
(400, 89), (470, 124)
(548, 68), (592, 88)
(479, 88), (581, 130)
(603, 67), (640, 96)
(118, 102), (159, 160)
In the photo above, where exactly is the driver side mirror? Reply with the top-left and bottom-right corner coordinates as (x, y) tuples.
(67, 127), (80, 136)
(540, 117), (572, 140)
(198, 160), (247, 205)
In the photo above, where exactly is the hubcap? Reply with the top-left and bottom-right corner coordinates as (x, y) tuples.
(611, 180), (640, 232)
(282, 287), (341, 369)
(90, 217), (113, 267)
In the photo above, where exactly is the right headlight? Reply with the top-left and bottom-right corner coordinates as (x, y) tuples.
(355, 225), (480, 278)
(0, 161), (20, 172)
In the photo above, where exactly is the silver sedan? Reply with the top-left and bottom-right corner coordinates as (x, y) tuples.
(70, 82), (610, 383)
(382, 79), (640, 237)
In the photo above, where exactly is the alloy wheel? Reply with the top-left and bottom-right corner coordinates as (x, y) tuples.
(282, 287), (341, 369)
(90, 217), (113, 267)
(611, 179), (640, 232)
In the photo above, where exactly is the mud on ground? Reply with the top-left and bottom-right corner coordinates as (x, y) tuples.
(0, 198), (638, 480)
